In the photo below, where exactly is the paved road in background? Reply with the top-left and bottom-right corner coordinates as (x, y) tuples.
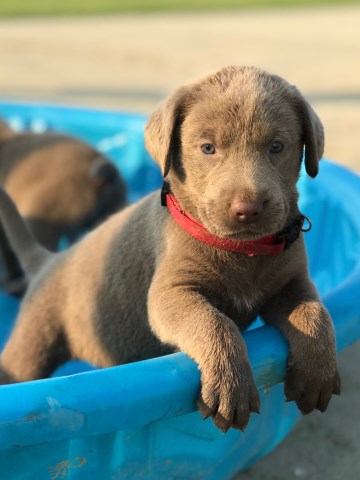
(0, 5), (359, 479)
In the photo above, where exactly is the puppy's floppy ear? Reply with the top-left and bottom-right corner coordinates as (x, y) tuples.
(302, 99), (324, 178)
(145, 86), (190, 177)
(292, 88), (324, 178)
(90, 156), (119, 184)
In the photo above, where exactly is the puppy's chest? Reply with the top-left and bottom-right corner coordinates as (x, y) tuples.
(211, 260), (282, 327)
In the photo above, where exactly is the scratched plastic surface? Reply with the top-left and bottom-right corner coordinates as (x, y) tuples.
(0, 102), (359, 480)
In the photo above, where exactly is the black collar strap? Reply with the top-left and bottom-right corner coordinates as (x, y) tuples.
(276, 214), (311, 250)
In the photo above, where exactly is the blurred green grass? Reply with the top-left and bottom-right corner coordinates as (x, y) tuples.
(1, 0), (359, 17)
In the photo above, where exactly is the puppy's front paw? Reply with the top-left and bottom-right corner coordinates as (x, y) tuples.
(285, 351), (341, 414)
(198, 362), (260, 433)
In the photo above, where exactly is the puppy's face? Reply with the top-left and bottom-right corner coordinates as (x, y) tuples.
(146, 66), (324, 240)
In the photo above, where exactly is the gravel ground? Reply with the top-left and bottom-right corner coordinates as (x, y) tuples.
(0, 5), (359, 479)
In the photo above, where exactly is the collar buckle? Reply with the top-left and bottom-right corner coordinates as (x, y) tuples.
(276, 215), (311, 250)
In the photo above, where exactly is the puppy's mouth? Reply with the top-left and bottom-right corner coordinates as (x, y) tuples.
(204, 224), (281, 242)
(199, 205), (288, 242)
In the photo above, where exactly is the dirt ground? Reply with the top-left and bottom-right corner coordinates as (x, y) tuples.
(0, 5), (359, 479)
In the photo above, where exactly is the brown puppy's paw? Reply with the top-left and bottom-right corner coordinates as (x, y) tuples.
(198, 364), (260, 433)
(285, 352), (341, 415)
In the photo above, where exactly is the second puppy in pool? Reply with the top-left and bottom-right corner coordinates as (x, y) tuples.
(0, 118), (127, 295)
(0, 66), (340, 432)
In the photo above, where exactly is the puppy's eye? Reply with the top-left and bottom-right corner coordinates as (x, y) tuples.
(201, 144), (216, 154)
(270, 142), (284, 154)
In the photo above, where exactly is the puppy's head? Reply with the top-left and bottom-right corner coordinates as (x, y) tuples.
(145, 66), (324, 240)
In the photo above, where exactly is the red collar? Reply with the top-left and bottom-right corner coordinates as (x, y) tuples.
(164, 191), (308, 257)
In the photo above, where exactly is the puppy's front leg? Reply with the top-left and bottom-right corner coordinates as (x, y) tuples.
(261, 273), (341, 414)
(148, 265), (260, 432)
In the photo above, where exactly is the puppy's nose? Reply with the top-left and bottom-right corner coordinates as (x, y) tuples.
(231, 200), (266, 223)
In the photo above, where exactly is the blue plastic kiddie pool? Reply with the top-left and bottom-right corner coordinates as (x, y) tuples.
(0, 102), (359, 480)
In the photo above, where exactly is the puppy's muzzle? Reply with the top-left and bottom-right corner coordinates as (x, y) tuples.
(230, 199), (268, 224)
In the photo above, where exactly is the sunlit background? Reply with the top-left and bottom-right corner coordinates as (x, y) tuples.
(0, 1), (359, 479)
(0, 0), (359, 171)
